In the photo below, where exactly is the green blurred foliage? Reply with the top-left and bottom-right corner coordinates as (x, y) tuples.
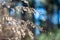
(37, 29), (60, 40)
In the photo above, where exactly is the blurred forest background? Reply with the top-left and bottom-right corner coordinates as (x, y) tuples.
(0, 0), (60, 40)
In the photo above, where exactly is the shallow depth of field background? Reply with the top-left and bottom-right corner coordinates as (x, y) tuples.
(0, 0), (60, 40)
